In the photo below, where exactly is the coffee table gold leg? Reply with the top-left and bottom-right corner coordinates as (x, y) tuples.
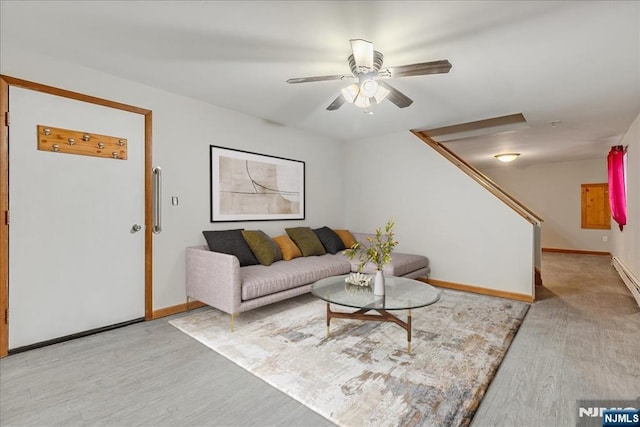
(230, 313), (236, 332)
(326, 303), (331, 337)
(407, 309), (412, 355)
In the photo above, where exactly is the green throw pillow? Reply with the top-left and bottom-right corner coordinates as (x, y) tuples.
(241, 230), (283, 266)
(285, 227), (327, 257)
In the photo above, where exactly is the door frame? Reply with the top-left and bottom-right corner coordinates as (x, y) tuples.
(0, 75), (153, 358)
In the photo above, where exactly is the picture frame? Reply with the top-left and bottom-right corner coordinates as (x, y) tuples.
(210, 145), (305, 222)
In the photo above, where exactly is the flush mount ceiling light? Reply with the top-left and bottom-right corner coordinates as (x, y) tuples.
(494, 153), (521, 163)
(287, 39), (452, 113)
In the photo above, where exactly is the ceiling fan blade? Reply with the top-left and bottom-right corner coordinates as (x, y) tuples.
(385, 60), (452, 78)
(350, 39), (374, 69)
(326, 95), (346, 111)
(378, 81), (413, 108)
(286, 75), (349, 84)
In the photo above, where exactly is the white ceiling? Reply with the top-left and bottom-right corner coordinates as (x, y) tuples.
(1, 1), (638, 169)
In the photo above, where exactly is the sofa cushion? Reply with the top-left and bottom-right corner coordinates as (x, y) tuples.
(313, 226), (346, 254)
(202, 229), (258, 267)
(273, 235), (303, 261)
(241, 254), (351, 300)
(241, 230), (283, 266)
(333, 229), (356, 249)
(285, 227), (326, 257)
(362, 253), (429, 277)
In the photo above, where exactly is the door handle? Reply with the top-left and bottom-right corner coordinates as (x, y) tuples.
(152, 167), (162, 234)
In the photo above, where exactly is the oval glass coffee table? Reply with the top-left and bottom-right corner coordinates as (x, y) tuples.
(311, 275), (441, 354)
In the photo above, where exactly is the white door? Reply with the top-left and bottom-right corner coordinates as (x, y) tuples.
(8, 87), (145, 349)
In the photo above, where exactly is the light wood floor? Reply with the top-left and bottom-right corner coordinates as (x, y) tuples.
(472, 252), (640, 426)
(1, 253), (639, 426)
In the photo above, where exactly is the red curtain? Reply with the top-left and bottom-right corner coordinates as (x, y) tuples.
(607, 145), (627, 231)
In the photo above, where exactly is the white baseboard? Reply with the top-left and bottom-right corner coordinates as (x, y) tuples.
(612, 257), (640, 308)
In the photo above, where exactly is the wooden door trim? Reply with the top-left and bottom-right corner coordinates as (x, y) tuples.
(0, 78), (9, 357)
(0, 75), (153, 358)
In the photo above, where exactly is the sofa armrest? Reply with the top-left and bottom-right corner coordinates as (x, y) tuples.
(185, 246), (241, 315)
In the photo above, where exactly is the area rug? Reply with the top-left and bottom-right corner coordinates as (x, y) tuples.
(169, 289), (529, 427)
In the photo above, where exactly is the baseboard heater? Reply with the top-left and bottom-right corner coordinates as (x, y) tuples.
(612, 257), (640, 308)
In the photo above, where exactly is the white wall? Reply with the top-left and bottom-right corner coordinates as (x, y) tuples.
(2, 45), (537, 306)
(344, 131), (534, 297)
(1, 46), (345, 311)
(611, 112), (639, 279)
(482, 158), (610, 252)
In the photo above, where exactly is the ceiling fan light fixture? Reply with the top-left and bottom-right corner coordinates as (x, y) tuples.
(353, 94), (371, 108)
(341, 84), (360, 103)
(494, 153), (520, 163)
(341, 82), (374, 109)
(373, 85), (390, 104)
(360, 79), (379, 97)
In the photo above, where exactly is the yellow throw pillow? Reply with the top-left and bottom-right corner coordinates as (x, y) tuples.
(333, 229), (357, 249)
(273, 235), (302, 261)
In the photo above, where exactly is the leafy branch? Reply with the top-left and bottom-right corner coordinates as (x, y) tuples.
(343, 218), (398, 272)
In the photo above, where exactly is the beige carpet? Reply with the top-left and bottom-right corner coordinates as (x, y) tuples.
(170, 289), (529, 427)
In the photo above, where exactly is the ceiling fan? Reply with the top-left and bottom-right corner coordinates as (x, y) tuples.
(286, 39), (452, 113)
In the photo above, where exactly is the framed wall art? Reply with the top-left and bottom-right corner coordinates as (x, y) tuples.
(210, 145), (305, 222)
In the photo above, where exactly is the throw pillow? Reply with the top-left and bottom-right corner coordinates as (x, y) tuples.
(313, 226), (346, 254)
(333, 229), (357, 249)
(241, 230), (283, 266)
(273, 235), (302, 261)
(202, 229), (258, 267)
(285, 227), (327, 257)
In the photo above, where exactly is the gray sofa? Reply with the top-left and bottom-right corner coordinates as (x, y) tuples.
(185, 232), (430, 320)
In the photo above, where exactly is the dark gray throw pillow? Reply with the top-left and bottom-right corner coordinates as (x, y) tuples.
(202, 229), (258, 266)
(313, 226), (346, 254)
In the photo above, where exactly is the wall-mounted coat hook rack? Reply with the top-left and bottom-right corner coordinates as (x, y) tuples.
(37, 125), (127, 160)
